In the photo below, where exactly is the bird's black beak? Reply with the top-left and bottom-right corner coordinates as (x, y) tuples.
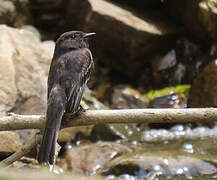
(83, 32), (96, 38)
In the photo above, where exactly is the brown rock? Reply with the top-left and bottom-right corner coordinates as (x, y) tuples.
(65, 0), (178, 79)
(105, 153), (217, 178)
(0, 25), (51, 115)
(165, 0), (217, 41)
(84, 0), (177, 77)
(0, 169), (108, 180)
(57, 142), (131, 174)
(0, 0), (32, 27)
(110, 86), (148, 109)
(149, 93), (187, 108)
(106, 0), (162, 9)
(0, 131), (22, 156)
(188, 60), (217, 107)
(59, 126), (93, 143)
(94, 84), (149, 109)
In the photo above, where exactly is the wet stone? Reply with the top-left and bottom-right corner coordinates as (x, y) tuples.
(151, 38), (211, 88)
(103, 150), (217, 179)
(57, 142), (131, 174)
(152, 49), (176, 72)
(149, 93), (187, 108)
(188, 60), (217, 107)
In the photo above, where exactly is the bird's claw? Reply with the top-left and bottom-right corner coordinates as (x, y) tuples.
(79, 105), (86, 113)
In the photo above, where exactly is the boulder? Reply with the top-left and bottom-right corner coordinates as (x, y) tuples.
(150, 38), (212, 88)
(84, 0), (177, 78)
(65, 0), (178, 80)
(188, 60), (217, 107)
(0, 0), (32, 27)
(165, 0), (217, 41)
(106, 0), (162, 10)
(0, 25), (51, 116)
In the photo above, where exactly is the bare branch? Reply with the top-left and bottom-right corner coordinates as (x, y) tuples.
(1, 108), (217, 167)
(0, 132), (41, 168)
(0, 108), (217, 131)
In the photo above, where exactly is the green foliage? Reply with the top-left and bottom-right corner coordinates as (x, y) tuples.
(145, 85), (190, 100)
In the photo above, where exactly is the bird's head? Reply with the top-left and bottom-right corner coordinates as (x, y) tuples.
(54, 31), (95, 55)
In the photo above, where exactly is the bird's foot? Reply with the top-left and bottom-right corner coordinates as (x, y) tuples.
(79, 105), (86, 113)
(62, 105), (87, 126)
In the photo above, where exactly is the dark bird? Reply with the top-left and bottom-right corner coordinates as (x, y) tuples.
(37, 31), (95, 164)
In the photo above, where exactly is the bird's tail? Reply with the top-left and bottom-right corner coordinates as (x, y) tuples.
(37, 86), (66, 164)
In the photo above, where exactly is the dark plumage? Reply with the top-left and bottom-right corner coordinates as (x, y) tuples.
(37, 31), (95, 164)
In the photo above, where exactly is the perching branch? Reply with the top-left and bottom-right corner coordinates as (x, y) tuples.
(0, 108), (217, 168)
(1, 108), (217, 131)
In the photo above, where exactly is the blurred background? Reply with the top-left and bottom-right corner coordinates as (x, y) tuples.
(0, 0), (217, 179)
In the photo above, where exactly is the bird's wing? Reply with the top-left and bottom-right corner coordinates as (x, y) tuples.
(65, 48), (94, 113)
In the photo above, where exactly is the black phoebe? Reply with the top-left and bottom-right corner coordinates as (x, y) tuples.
(37, 31), (95, 164)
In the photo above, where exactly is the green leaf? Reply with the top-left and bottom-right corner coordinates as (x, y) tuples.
(145, 85), (191, 100)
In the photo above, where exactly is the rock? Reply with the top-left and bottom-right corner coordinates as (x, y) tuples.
(104, 153), (217, 178)
(0, 25), (51, 116)
(149, 93), (187, 108)
(0, 131), (22, 156)
(152, 50), (177, 72)
(28, 0), (180, 88)
(151, 38), (211, 88)
(111, 86), (149, 109)
(65, 0), (91, 30)
(41, 40), (55, 58)
(21, 25), (41, 40)
(57, 142), (131, 174)
(83, 0), (177, 79)
(0, 25), (52, 146)
(164, 0), (217, 41)
(102, 85), (149, 109)
(65, 0), (178, 81)
(0, 168), (108, 180)
(30, 0), (68, 39)
(82, 87), (108, 110)
(188, 60), (217, 107)
(107, 0), (162, 10)
(90, 123), (123, 142)
(0, 0), (32, 27)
